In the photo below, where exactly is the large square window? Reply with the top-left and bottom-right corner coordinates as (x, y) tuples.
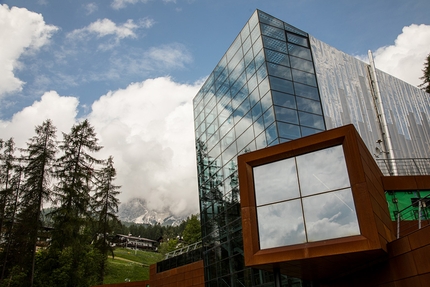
(253, 145), (360, 249)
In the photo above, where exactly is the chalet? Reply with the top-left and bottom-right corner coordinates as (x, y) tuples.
(115, 234), (157, 251)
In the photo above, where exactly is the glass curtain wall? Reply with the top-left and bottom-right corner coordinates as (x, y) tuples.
(193, 10), (324, 286)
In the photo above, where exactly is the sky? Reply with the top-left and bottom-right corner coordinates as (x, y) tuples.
(1, 0), (430, 218)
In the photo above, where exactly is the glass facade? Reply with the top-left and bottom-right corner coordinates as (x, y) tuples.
(193, 10), (322, 286)
(193, 9), (430, 287)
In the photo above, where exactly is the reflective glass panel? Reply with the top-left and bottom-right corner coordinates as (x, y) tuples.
(275, 106), (299, 124)
(257, 200), (306, 249)
(267, 63), (292, 80)
(296, 96), (322, 115)
(292, 69), (317, 87)
(294, 82), (319, 100)
(260, 23), (286, 41)
(302, 188), (360, 241)
(298, 112), (324, 130)
(290, 56), (314, 73)
(301, 126), (323, 137)
(287, 43), (312, 61)
(253, 157), (300, 206)
(258, 11), (284, 29)
(262, 36), (288, 54)
(265, 49), (290, 67)
(269, 76), (294, 94)
(287, 33), (309, 48)
(277, 122), (301, 140)
(296, 145), (350, 196)
(272, 91), (296, 109)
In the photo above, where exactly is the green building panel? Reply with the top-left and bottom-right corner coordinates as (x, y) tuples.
(386, 190), (430, 221)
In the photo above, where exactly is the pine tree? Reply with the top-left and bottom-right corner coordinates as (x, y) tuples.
(0, 138), (17, 243)
(92, 155), (121, 283)
(0, 164), (24, 283)
(19, 119), (57, 286)
(0, 138), (23, 282)
(419, 53), (430, 94)
(47, 119), (103, 286)
(52, 119), (102, 249)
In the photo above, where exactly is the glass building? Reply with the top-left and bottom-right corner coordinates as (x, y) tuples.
(192, 10), (430, 286)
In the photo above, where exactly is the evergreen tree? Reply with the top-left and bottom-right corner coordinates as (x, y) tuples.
(92, 155), (121, 283)
(46, 119), (102, 286)
(19, 120), (57, 286)
(0, 138), (17, 243)
(0, 164), (23, 284)
(0, 138), (25, 282)
(182, 214), (202, 245)
(51, 119), (102, 249)
(419, 53), (430, 94)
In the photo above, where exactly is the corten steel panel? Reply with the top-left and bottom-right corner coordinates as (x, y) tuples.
(238, 124), (395, 280)
(382, 175), (430, 191)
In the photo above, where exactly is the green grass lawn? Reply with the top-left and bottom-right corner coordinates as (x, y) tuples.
(103, 248), (164, 284)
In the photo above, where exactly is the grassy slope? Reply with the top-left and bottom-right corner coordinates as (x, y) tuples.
(103, 248), (164, 284)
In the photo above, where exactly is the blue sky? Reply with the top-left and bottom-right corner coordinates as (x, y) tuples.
(1, 0), (430, 217)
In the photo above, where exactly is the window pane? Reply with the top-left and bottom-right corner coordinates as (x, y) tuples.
(296, 97), (322, 115)
(292, 69), (317, 87)
(260, 23), (286, 41)
(267, 63), (292, 80)
(262, 36), (288, 54)
(253, 157), (300, 206)
(275, 106), (298, 124)
(265, 49), (290, 67)
(287, 33), (309, 48)
(277, 122), (301, 140)
(301, 126), (323, 137)
(294, 82), (319, 100)
(287, 43), (312, 60)
(290, 56), (314, 73)
(269, 76), (294, 94)
(296, 145), (350, 196)
(272, 91), (296, 109)
(302, 189), (360, 242)
(298, 112), (324, 130)
(257, 200), (306, 249)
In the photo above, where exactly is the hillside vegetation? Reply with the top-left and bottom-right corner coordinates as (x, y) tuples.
(103, 248), (164, 284)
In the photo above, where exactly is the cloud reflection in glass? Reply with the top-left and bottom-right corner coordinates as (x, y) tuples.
(253, 145), (360, 249)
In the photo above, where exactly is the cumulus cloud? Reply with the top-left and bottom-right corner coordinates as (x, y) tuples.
(0, 4), (58, 96)
(0, 91), (78, 148)
(0, 77), (202, 218)
(89, 77), (201, 216)
(67, 17), (154, 48)
(372, 24), (430, 87)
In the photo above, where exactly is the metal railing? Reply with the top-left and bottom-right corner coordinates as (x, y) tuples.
(164, 241), (202, 259)
(395, 195), (430, 239)
(376, 158), (430, 176)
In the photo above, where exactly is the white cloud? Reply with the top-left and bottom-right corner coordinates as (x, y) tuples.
(372, 24), (430, 87)
(67, 18), (154, 49)
(145, 43), (192, 69)
(89, 77), (202, 217)
(68, 18), (136, 40)
(0, 91), (78, 148)
(84, 3), (98, 15)
(111, 0), (150, 10)
(0, 4), (58, 97)
(0, 77), (202, 218)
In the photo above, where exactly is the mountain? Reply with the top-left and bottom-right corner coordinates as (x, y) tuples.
(117, 198), (186, 226)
